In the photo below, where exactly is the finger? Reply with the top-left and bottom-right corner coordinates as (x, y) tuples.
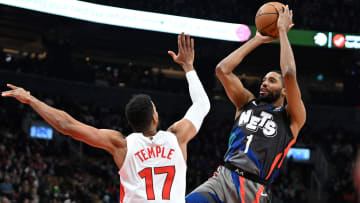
(178, 35), (183, 51)
(285, 5), (290, 15)
(7, 84), (19, 90)
(167, 51), (176, 60)
(186, 34), (191, 50)
(275, 5), (283, 15)
(181, 32), (186, 49)
(274, 6), (280, 13)
(1, 90), (14, 97)
(287, 23), (295, 29)
(191, 38), (194, 50)
(287, 24), (294, 32)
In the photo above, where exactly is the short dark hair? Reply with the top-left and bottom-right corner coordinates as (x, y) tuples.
(125, 94), (154, 132)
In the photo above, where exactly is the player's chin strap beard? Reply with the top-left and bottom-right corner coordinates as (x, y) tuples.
(257, 89), (281, 104)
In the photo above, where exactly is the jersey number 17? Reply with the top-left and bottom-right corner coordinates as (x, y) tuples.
(138, 165), (175, 200)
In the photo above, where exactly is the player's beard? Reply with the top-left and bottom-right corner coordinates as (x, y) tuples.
(258, 88), (282, 104)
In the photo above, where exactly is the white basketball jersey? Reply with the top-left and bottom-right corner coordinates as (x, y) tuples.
(119, 130), (187, 203)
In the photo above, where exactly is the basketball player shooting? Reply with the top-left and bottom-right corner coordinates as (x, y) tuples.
(2, 33), (210, 203)
(186, 5), (306, 203)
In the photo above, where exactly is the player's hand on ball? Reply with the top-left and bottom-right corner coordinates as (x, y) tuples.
(168, 32), (194, 72)
(2, 84), (32, 104)
(276, 5), (294, 32)
(255, 31), (279, 44)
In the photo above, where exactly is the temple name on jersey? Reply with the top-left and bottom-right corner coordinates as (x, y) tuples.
(135, 146), (175, 162)
(238, 110), (278, 137)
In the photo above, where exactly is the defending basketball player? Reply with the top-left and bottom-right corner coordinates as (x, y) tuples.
(2, 33), (210, 203)
(186, 5), (306, 203)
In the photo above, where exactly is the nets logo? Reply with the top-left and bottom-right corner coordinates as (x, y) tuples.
(333, 34), (346, 48)
(237, 110), (277, 137)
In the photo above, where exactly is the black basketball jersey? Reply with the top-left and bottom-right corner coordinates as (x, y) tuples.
(224, 99), (295, 182)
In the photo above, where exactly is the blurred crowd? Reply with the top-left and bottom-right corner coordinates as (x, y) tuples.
(0, 50), (189, 96)
(308, 127), (357, 203)
(0, 96), (123, 203)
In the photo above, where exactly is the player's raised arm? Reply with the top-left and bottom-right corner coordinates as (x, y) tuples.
(167, 33), (210, 160)
(277, 5), (306, 138)
(1, 84), (126, 155)
(215, 32), (277, 117)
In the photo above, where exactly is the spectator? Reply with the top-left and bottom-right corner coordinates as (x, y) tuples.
(0, 176), (15, 199)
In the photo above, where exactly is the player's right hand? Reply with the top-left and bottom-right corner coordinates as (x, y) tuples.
(2, 84), (32, 104)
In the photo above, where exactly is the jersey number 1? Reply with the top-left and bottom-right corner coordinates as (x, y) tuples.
(138, 166), (175, 200)
(244, 134), (254, 153)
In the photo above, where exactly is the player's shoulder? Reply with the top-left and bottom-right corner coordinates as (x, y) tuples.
(248, 99), (259, 107)
(126, 132), (139, 138)
(125, 132), (144, 142)
(239, 99), (258, 111)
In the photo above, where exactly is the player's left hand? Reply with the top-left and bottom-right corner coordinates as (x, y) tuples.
(168, 32), (194, 72)
(255, 31), (279, 43)
(276, 5), (294, 32)
(2, 84), (32, 104)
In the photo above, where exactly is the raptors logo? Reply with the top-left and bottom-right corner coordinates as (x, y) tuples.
(238, 110), (277, 137)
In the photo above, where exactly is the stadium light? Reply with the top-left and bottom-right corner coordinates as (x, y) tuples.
(0, 0), (251, 42)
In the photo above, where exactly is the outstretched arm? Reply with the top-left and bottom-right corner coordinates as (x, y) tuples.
(216, 32), (277, 117)
(277, 5), (306, 138)
(167, 33), (210, 161)
(2, 85), (125, 154)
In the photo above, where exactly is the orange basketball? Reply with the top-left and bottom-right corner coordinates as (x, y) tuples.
(255, 2), (285, 38)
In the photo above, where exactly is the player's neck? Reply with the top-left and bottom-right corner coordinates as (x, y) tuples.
(270, 99), (284, 108)
(142, 127), (157, 137)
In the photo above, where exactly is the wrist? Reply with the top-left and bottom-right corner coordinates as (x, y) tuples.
(182, 63), (194, 72)
(252, 36), (263, 45)
(278, 27), (287, 33)
(28, 95), (37, 105)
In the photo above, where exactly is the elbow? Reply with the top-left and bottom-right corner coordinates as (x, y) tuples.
(215, 63), (227, 77)
(282, 65), (296, 78)
(215, 65), (223, 77)
(185, 99), (210, 133)
(195, 97), (211, 118)
(202, 97), (211, 116)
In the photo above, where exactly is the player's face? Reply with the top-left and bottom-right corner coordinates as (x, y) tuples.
(258, 72), (284, 103)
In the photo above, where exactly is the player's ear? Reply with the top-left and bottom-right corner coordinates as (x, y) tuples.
(151, 102), (158, 124)
(152, 111), (158, 125)
(281, 88), (287, 97)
